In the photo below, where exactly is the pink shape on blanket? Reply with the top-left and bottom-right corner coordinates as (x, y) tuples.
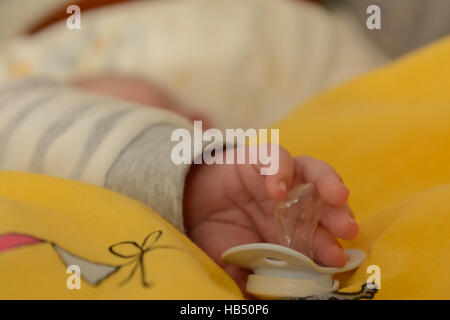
(0, 233), (42, 253)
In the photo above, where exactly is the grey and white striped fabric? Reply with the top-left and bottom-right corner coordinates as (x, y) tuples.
(0, 78), (195, 232)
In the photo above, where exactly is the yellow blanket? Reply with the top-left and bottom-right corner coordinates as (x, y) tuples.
(276, 36), (450, 299)
(1, 36), (450, 299)
(0, 172), (242, 299)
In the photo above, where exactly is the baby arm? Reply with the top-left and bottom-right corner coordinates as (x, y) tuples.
(0, 77), (196, 231)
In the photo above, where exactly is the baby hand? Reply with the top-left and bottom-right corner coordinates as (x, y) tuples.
(183, 145), (359, 292)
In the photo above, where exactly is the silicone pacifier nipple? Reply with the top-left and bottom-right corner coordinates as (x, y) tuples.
(275, 183), (329, 262)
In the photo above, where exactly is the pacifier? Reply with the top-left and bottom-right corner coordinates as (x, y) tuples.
(222, 183), (365, 299)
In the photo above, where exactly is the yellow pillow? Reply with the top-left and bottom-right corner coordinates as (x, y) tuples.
(0, 171), (242, 299)
(275, 36), (450, 299)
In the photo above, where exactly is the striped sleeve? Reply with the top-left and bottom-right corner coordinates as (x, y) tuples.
(0, 77), (196, 232)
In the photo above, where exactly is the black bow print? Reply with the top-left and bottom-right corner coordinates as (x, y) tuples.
(109, 230), (178, 287)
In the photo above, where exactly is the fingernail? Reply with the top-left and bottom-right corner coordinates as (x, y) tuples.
(334, 246), (347, 267)
(279, 181), (287, 193)
(346, 213), (359, 228)
(348, 209), (356, 219)
(340, 181), (349, 192)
